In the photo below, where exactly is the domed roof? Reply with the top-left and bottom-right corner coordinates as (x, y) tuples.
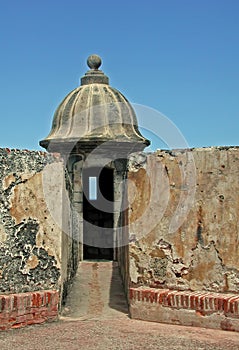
(40, 55), (150, 153)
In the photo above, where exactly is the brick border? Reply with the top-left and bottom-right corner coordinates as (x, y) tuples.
(0, 290), (59, 331)
(130, 288), (239, 332)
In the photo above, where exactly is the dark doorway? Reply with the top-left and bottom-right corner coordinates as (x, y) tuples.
(83, 167), (114, 260)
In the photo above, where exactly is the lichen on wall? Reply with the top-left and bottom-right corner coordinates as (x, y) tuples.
(0, 148), (64, 294)
(128, 147), (239, 293)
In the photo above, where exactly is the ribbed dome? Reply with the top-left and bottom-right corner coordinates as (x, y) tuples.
(40, 55), (150, 153)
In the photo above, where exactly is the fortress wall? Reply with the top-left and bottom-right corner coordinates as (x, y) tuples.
(0, 148), (75, 329)
(128, 147), (239, 331)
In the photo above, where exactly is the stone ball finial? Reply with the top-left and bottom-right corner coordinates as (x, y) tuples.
(87, 54), (102, 70)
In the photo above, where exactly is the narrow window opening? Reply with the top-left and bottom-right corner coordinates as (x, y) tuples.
(89, 176), (97, 200)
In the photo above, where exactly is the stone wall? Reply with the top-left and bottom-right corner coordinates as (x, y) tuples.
(128, 147), (239, 330)
(128, 147), (239, 293)
(0, 148), (77, 311)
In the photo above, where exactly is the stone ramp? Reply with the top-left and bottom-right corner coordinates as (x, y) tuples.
(61, 261), (129, 320)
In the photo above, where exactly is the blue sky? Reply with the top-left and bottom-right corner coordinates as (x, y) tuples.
(0, 0), (238, 151)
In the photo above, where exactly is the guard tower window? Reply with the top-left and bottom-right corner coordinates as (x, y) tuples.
(89, 176), (97, 200)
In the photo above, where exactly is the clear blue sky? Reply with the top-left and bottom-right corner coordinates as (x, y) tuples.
(0, 0), (238, 151)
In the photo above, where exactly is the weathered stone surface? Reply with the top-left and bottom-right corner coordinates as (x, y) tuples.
(0, 148), (76, 297)
(128, 147), (239, 293)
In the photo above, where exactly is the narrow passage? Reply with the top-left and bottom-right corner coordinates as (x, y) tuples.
(61, 261), (129, 320)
